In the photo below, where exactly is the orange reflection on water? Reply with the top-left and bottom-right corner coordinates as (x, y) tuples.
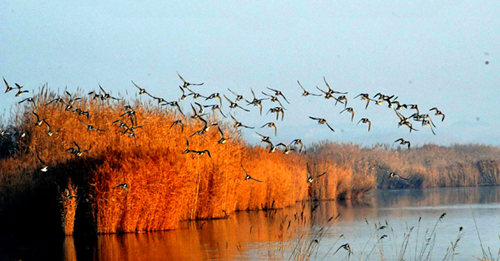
(64, 187), (500, 260)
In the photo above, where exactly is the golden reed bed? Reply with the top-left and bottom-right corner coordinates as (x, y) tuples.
(0, 87), (373, 234)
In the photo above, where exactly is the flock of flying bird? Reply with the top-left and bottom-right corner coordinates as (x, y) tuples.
(1, 73), (446, 190)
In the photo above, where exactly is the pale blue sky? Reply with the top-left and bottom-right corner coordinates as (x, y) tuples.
(1, 1), (499, 146)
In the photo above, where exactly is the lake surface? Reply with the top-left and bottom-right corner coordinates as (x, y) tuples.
(2, 186), (499, 260)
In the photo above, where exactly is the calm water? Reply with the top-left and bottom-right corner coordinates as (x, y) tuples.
(2, 186), (500, 260)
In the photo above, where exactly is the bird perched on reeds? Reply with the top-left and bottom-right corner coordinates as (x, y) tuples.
(297, 80), (321, 97)
(395, 138), (411, 149)
(242, 165), (263, 182)
(309, 116), (335, 132)
(339, 107), (355, 122)
(177, 72), (204, 88)
(357, 118), (371, 131)
(260, 122), (277, 136)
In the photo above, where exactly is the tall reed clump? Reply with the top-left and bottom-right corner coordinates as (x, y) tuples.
(0, 87), (366, 234)
(59, 178), (78, 235)
(307, 146), (376, 201)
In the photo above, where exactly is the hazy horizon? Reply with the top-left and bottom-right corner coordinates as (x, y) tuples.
(1, 1), (499, 146)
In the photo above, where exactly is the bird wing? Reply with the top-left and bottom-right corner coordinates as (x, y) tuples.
(297, 80), (306, 91)
(250, 177), (263, 182)
(131, 81), (143, 91)
(323, 76), (332, 91)
(316, 172), (327, 178)
(223, 94), (233, 104)
(35, 150), (46, 165)
(177, 72), (187, 84)
(217, 126), (224, 137)
(73, 141), (80, 151)
(325, 122), (335, 132)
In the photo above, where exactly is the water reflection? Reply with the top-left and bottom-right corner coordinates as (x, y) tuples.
(59, 186), (500, 260)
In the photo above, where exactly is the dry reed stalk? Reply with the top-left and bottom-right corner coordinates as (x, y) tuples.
(59, 177), (78, 236)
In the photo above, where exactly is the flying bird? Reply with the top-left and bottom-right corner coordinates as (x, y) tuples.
(309, 116), (335, 132)
(357, 118), (371, 132)
(260, 122), (278, 136)
(266, 87), (289, 103)
(430, 107), (445, 121)
(297, 80), (321, 97)
(339, 107), (355, 122)
(242, 165), (263, 182)
(3, 77), (13, 93)
(177, 72), (204, 88)
(395, 138), (411, 149)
